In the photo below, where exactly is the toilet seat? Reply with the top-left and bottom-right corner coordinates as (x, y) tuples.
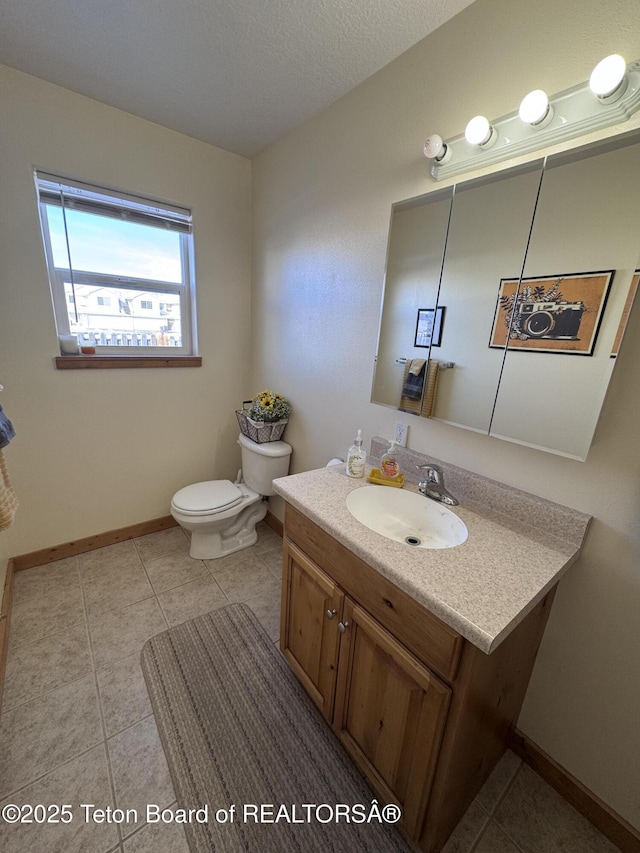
(171, 480), (245, 517)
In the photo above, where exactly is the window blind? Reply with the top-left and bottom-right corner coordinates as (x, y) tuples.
(36, 172), (192, 234)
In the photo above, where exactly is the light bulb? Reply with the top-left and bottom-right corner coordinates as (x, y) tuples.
(518, 89), (553, 127)
(423, 134), (451, 163)
(464, 115), (497, 148)
(589, 54), (627, 102)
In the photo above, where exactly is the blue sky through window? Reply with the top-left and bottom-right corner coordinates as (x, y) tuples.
(47, 206), (182, 283)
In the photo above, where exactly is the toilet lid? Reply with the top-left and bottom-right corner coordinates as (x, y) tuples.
(172, 480), (244, 514)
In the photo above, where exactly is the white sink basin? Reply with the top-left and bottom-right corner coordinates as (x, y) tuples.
(346, 485), (468, 549)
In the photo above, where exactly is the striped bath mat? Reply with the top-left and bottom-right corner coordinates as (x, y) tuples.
(141, 603), (414, 852)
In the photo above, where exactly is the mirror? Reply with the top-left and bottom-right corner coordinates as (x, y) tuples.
(372, 131), (640, 460)
(372, 187), (452, 411)
(428, 162), (543, 433)
(491, 139), (640, 458)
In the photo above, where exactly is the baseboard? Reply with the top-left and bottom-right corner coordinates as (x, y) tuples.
(12, 512), (283, 571)
(0, 559), (15, 715)
(509, 728), (640, 852)
(264, 510), (283, 538)
(12, 515), (179, 572)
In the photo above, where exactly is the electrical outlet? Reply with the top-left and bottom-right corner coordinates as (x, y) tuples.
(394, 422), (408, 447)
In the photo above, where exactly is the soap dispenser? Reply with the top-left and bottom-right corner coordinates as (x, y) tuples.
(346, 430), (366, 479)
(380, 439), (401, 480)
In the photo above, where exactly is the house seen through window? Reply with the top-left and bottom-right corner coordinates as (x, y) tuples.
(35, 173), (197, 355)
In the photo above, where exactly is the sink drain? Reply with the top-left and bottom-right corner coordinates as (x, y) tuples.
(404, 535), (422, 547)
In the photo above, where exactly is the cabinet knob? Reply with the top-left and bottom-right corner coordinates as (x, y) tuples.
(338, 621), (350, 633)
(326, 609), (337, 620)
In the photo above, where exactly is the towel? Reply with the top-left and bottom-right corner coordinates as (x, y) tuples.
(0, 448), (18, 530)
(401, 359), (426, 400)
(0, 405), (15, 449)
(399, 360), (424, 414)
(421, 359), (441, 418)
(399, 359), (441, 418)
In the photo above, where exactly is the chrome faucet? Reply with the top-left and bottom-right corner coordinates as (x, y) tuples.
(416, 464), (459, 506)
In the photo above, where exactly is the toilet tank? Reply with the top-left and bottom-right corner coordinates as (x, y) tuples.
(238, 433), (292, 495)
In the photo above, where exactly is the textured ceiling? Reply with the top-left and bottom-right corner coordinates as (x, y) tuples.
(0, 0), (476, 157)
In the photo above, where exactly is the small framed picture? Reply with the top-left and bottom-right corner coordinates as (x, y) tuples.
(415, 306), (445, 348)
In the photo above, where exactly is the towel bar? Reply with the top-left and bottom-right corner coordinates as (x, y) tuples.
(397, 358), (455, 369)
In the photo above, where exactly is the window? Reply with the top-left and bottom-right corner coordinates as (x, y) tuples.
(35, 173), (197, 357)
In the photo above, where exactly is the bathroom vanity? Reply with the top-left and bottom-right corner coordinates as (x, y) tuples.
(273, 446), (591, 852)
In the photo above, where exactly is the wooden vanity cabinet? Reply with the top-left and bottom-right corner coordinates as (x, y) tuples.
(280, 503), (556, 852)
(280, 540), (344, 718)
(332, 598), (451, 839)
(281, 536), (450, 838)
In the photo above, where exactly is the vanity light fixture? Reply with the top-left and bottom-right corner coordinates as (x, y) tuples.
(424, 55), (640, 180)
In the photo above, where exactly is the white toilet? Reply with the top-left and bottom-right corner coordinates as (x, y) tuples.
(170, 433), (292, 559)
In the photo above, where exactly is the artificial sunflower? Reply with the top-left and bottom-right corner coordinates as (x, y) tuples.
(247, 390), (291, 422)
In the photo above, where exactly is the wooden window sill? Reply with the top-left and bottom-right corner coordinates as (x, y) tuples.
(54, 356), (202, 369)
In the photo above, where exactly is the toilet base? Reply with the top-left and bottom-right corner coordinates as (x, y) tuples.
(185, 498), (268, 560)
(189, 526), (258, 560)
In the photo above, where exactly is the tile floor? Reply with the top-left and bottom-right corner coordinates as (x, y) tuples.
(0, 523), (618, 852)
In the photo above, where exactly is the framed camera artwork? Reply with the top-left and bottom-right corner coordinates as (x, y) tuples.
(489, 271), (614, 355)
(415, 306), (446, 348)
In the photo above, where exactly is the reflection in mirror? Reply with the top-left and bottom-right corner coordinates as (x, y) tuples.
(371, 187), (452, 413)
(372, 130), (640, 460)
(491, 135), (640, 458)
(429, 162), (543, 433)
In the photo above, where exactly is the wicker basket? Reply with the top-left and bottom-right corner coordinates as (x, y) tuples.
(236, 410), (288, 443)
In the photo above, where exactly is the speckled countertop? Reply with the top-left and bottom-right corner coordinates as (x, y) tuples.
(273, 445), (591, 654)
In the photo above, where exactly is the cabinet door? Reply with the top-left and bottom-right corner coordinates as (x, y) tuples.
(280, 540), (344, 719)
(333, 598), (451, 840)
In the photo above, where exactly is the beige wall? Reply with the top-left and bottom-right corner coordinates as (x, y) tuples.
(0, 66), (252, 579)
(252, 0), (640, 829)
